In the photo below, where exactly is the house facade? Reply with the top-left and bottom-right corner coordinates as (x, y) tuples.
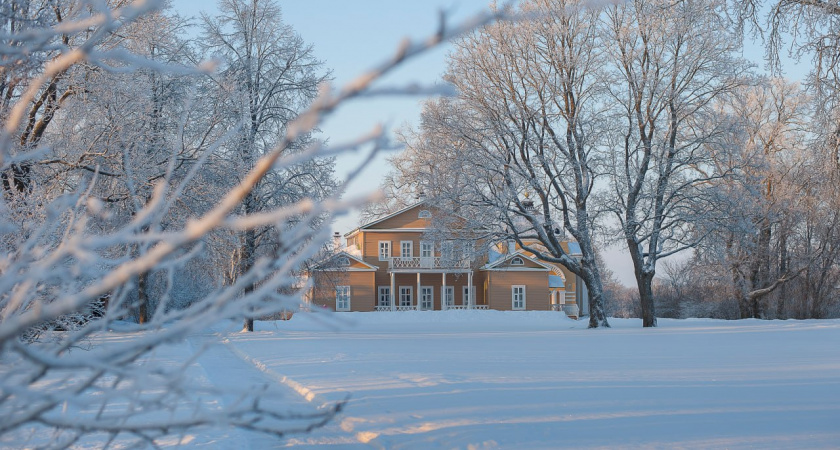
(309, 203), (586, 317)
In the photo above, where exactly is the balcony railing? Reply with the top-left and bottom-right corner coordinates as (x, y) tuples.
(389, 256), (470, 270)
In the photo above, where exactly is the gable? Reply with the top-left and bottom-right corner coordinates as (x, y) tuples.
(365, 203), (434, 230)
(313, 251), (378, 272)
(482, 251), (552, 272)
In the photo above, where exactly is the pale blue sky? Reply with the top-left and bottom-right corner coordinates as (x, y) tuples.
(174, 0), (493, 231)
(173, 1), (805, 286)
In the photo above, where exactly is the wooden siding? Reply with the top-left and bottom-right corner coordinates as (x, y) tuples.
(485, 271), (550, 311)
(311, 271), (375, 311)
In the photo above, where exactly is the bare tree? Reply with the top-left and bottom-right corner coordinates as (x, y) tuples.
(388, 0), (612, 327)
(602, 0), (746, 326)
(199, 0), (334, 331)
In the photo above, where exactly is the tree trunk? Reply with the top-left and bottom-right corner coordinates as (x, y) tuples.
(578, 254), (609, 328)
(240, 191), (258, 332)
(137, 271), (149, 324)
(637, 271), (657, 327)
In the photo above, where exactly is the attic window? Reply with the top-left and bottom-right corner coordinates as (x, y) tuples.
(337, 256), (350, 267)
(511, 257), (524, 266)
(418, 210), (432, 218)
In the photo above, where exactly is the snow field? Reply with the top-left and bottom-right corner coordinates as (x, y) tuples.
(224, 312), (840, 449)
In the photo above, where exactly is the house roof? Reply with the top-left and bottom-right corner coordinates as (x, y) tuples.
(311, 251), (379, 272)
(481, 250), (553, 271)
(344, 201), (426, 238)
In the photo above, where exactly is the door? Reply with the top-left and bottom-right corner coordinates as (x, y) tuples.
(442, 286), (454, 308)
(420, 286), (434, 310)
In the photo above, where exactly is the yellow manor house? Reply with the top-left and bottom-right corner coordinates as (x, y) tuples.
(308, 203), (588, 318)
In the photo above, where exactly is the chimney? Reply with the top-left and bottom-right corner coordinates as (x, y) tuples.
(508, 240), (516, 254)
(333, 231), (341, 250)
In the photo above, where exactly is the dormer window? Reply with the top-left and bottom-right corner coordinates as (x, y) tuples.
(510, 257), (524, 266)
(418, 210), (431, 218)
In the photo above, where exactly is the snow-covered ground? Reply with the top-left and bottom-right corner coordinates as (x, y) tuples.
(223, 312), (840, 449)
(7, 312), (840, 448)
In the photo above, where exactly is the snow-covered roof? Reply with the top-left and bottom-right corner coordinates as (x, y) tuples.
(311, 251), (378, 271)
(344, 201), (426, 237)
(481, 250), (553, 271)
(548, 275), (565, 288)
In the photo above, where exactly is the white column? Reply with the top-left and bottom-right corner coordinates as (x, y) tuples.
(390, 272), (395, 311)
(467, 271), (473, 309)
(442, 272), (447, 311)
(416, 272), (421, 311)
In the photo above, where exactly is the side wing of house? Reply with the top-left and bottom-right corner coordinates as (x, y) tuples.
(482, 253), (552, 311)
(310, 253), (377, 311)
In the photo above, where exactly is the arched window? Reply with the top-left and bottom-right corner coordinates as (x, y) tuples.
(510, 257), (524, 266)
(337, 256), (350, 267)
(418, 210), (431, 218)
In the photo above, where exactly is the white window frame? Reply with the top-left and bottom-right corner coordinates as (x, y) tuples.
(462, 285), (475, 306)
(336, 285), (351, 311)
(510, 256), (524, 266)
(418, 209), (432, 218)
(420, 241), (433, 258)
(442, 286), (455, 307)
(420, 286), (434, 310)
(401, 240), (413, 258)
(337, 256), (350, 267)
(442, 241), (455, 262)
(378, 240), (391, 261)
(399, 286), (413, 307)
(512, 285), (526, 310)
(378, 286), (391, 307)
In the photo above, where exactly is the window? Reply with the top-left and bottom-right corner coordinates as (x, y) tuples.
(401, 240), (413, 258)
(510, 257), (524, 266)
(399, 286), (413, 307)
(463, 285), (475, 306)
(512, 285), (526, 310)
(378, 241), (391, 261)
(418, 209), (431, 218)
(442, 286), (454, 307)
(442, 241), (455, 262)
(420, 241), (433, 258)
(336, 286), (351, 311)
(337, 256), (350, 267)
(378, 286), (391, 307)
(420, 286), (433, 310)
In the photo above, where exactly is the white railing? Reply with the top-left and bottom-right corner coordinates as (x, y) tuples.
(395, 305), (415, 311)
(550, 304), (562, 311)
(374, 305), (391, 311)
(563, 304), (580, 317)
(443, 305), (488, 310)
(389, 256), (470, 270)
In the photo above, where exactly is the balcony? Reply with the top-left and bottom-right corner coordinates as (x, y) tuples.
(389, 256), (471, 272)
